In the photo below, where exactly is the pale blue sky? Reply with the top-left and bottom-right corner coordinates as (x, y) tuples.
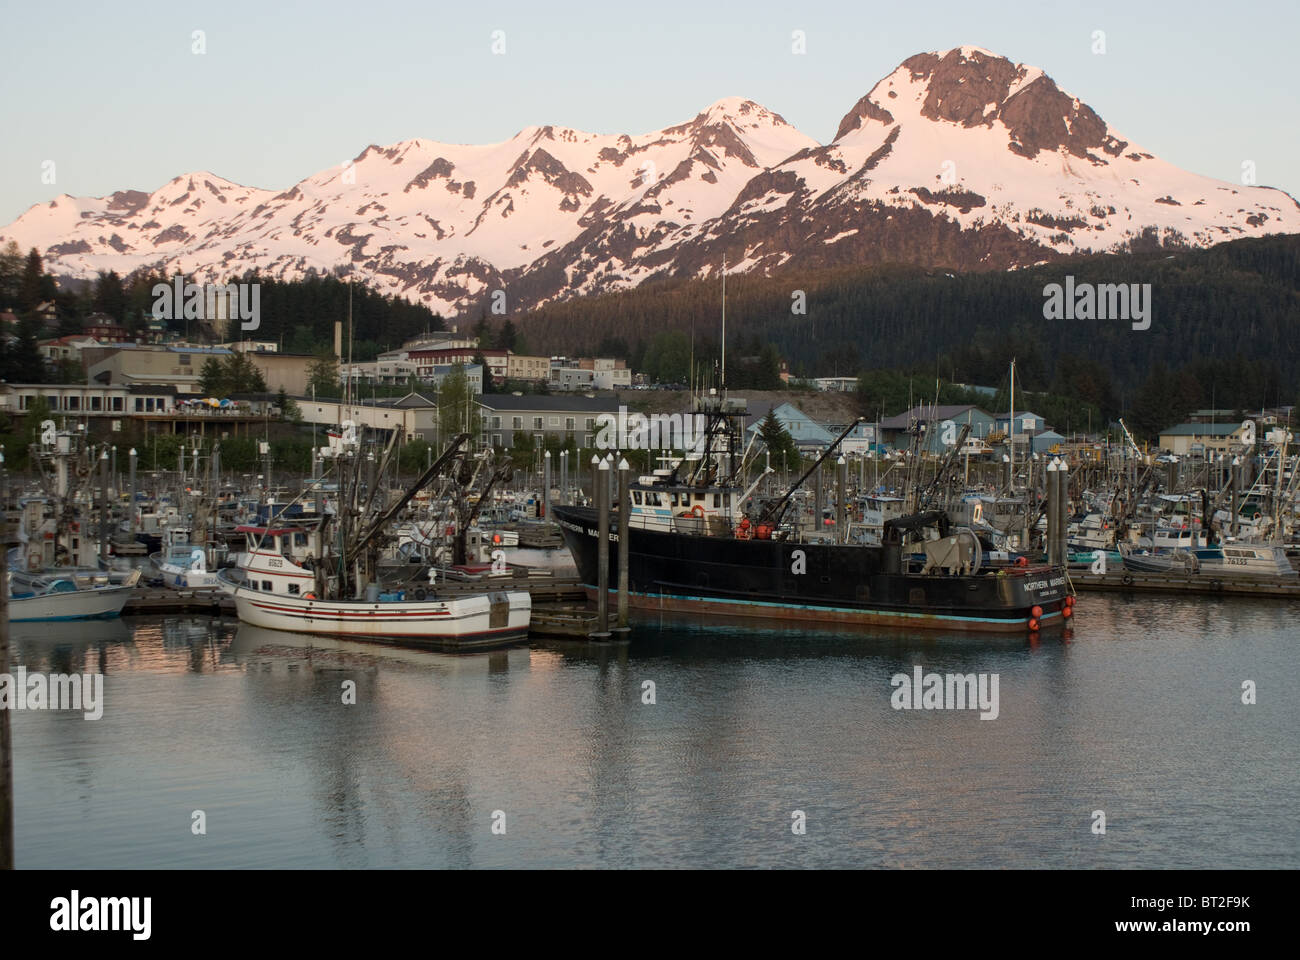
(2, 0), (1297, 224)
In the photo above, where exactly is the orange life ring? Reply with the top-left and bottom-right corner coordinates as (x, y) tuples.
(690, 505), (705, 518)
(303, 592), (316, 600)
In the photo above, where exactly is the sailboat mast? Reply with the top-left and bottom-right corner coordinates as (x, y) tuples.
(346, 277), (354, 421)
(721, 255), (726, 393)
(1009, 358), (1016, 490)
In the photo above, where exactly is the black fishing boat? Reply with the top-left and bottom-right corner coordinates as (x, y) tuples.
(554, 504), (1069, 632)
(553, 394), (1072, 633)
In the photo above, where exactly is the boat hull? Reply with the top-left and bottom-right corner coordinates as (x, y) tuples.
(554, 506), (1069, 633)
(151, 552), (223, 589)
(221, 575), (531, 648)
(7, 584), (134, 622)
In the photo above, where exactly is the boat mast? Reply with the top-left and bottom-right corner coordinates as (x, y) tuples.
(346, 276), (354, 422)
(1008, 358), (1015, 492)
(720, 254), (726, 394)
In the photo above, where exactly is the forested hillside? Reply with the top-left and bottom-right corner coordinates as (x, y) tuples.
(508, 234), (1300, 436)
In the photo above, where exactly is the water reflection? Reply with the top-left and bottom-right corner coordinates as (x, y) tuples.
(8, 596), (1299, 869)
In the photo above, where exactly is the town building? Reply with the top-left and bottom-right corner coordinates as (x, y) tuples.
(82, 313), (133, 343)
(550, 357), (631, 391)
(1157, 422), (1249, 457)
(810, 376), (859, 392)
(745, 402), (837, 454)
(245, 352), (315, 396)
(478, 394), (620, 449)
(86, 344), (231, 394)
(877, 405), (998, 453)
(294, 394), (437, 442)
(39, 335), (102, 369)
(342, 360), (482, 394)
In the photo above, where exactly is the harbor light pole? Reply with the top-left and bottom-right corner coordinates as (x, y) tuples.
(543, 450), (551, 520)
(129, 448), (138, 539)
(0, 450), (12, 869)
(591, 457), (611, 640)
(99, 447), (110, 563)
(616, 458), (630, 631)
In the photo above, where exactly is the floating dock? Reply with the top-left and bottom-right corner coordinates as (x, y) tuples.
(1071, 569), (1300, 598)
(123, 589), (231, 616)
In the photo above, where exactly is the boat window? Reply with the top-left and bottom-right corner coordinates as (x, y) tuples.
(633, 491), (643, 505)
(288, 584), (300, 595)
(713, 494), (721, 508)
(670, 493), (679, 507)
(262, 581), (273, 591)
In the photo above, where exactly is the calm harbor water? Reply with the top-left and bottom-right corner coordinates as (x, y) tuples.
(8, 592), (1298, 869)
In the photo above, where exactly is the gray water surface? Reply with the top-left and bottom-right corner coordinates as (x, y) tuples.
(8, 592), (1298, 868)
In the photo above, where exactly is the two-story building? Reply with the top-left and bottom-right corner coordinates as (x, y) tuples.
(478, 394), (620, 449)
(1157, 422), (1249, 457)
(878, 405), (998, 454)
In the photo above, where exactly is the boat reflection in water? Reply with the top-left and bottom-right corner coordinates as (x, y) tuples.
(228, 621), (530, 676)
(6, 617), (134, 674)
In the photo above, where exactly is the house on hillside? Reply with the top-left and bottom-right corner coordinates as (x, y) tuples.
(1157, 422), (1248, 457)
(745, 402), (835, 454)
(878, 404), (996, 453)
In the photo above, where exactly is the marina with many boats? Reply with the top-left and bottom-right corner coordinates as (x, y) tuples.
(4, 362), (1300, 646)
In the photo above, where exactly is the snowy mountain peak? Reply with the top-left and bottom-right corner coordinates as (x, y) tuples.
(2, 51), (1295, 318)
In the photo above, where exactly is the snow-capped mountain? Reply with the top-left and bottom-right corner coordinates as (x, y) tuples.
(4, 47), (1295, 316)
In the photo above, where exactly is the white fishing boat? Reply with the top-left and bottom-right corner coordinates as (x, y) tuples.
(6, 569), (137, 622)
(218, 525), (530, 647)
(1067, 512), (1115, 552)
(1119, 541), (1297, 579)
(149, 529), (223, 589)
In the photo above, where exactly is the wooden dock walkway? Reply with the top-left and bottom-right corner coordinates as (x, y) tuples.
(121, 573), (588, 617)
(123, 589), (232, 616)
(1072, 569), (1300, 599)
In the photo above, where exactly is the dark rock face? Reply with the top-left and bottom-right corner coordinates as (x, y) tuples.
(505, 149), (593, 197)
(1001, 76), (1108, 159)
(834, 93), (896, 141)
(106, 190), (150, 214)
(916, 49), (1024, 128)
(405, 157), (456, 192)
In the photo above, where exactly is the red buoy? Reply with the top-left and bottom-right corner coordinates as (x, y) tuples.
(1028, 618), (1040, 631)
(1031, 605), (1043, 618)
(1062, 606), (1073, 619)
